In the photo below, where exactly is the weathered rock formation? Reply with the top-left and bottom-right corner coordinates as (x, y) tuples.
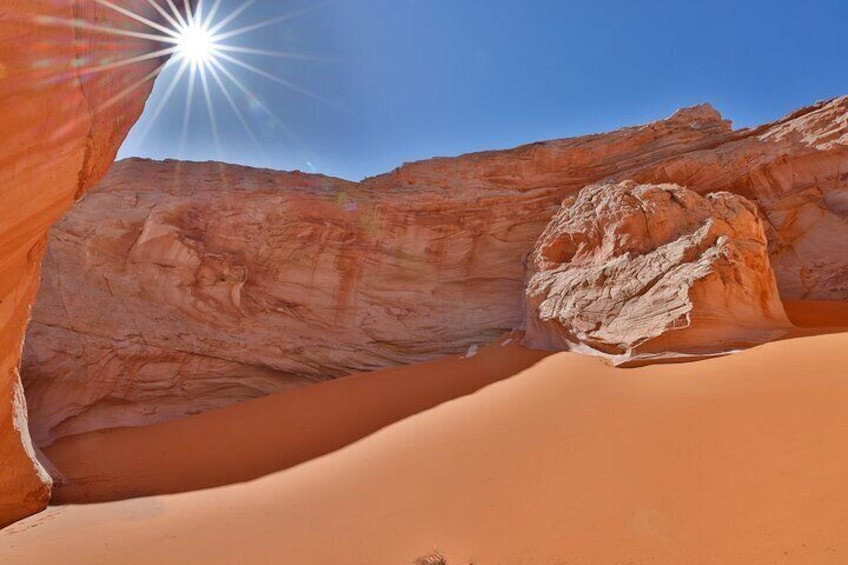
(628, 102), (848, 300)
(22, 97), (848, 447)
(0, 0), (177, 527)
(524, 181), (791, 363)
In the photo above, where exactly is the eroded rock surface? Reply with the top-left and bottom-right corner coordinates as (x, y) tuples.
(0, 0), (176, 527)
(629, 97), (848, 300)
(22, 97), (848, 448)
(524, 182), (791, 363)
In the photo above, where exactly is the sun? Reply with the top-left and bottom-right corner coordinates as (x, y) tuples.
(38, 0), (328, 162)
(176, 21), (218, 66)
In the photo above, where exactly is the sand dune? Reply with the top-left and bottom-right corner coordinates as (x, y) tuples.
(3, 307), (848, 563)
(44, 336), (549, 503)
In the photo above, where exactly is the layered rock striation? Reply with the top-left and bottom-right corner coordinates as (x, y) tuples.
(524, 181), (791, 363)
(0, 0), (180, 527)
(22, 97), (848, 446)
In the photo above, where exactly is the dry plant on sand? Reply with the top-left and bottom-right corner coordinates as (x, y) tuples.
(414, 550), (448, 565)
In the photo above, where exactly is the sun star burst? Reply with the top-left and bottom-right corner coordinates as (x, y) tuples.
(176, 20), (218, 66)
(37, 0), (329, 162)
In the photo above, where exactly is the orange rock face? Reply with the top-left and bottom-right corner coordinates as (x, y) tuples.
(523, 181), (791, 363)
(22, 98), (848, 448)
(0, 0), (175, 527)
(629, 98), (848, 300)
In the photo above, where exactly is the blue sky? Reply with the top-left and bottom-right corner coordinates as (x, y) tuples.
(119, 0), (848, 180)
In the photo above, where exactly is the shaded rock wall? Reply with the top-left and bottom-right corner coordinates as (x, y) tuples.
(22, 97), (848, 446)
(0, 0), (176, 527)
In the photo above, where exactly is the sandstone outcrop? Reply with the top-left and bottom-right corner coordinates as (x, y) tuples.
(22, 97), (848, 446)
(0, 0), (176, 527)
(628, 98), (848, 300)
(523, 181), (791, 363)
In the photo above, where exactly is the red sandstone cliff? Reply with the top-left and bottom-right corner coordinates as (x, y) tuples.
(22, 97), (848, 447)
(0, 0), (177, 527)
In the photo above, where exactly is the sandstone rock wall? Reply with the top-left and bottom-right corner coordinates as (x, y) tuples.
(23, 97), (848, 445)
(23, 106), (739, 443)
(0, 0), (175, 528)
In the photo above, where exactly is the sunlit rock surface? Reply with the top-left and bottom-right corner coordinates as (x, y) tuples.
(0, 0), (175, 527)
(524, 181), (791, 364)
(22, 96), (848, 447)
(629, 97), (848, 300)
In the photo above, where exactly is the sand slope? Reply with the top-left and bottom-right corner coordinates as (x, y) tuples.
(4, 322), (848, 564)
(44, 336), (549, 503)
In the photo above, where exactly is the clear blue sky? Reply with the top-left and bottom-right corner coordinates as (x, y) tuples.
(119, 0), (848, 181)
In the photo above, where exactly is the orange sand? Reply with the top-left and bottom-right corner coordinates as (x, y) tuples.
(43, 336), (549, 503)
(2, 316), (848, 563)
